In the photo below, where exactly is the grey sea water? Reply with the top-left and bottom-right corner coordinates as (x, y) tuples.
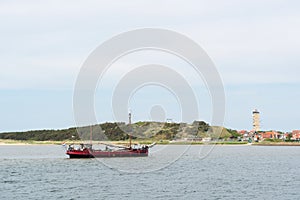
(0, 145), (299, 200)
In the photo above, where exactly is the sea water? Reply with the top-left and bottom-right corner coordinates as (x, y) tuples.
(0, 145), (299, 200)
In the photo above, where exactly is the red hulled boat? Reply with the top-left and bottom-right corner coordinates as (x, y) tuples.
(66, 143), (153, 158)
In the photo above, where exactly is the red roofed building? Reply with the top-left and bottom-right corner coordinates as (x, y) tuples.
(238, 130), (247, 135)
(261, 131), (280, 139)
(291, 130), (300, 140)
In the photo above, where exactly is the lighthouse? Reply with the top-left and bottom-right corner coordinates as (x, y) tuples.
(252, 109), (260, 132)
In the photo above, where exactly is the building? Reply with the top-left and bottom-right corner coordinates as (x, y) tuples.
(238, 130), (250, 141)
(252, 109), (260, 132)
(291, 130), (300, 140)
(238, 130), (248, 135)
(261, 131), (280, 139)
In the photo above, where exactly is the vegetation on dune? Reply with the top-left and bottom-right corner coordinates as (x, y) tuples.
(0, 121), (241, 142)
(0, 128), (80, 141)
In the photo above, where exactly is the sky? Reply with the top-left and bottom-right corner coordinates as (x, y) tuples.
(0, 0), (299, 132)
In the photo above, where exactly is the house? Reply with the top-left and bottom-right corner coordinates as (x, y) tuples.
(238, 130), (250, 141)
(238, 130), (247, 135)
(291, 130), (300, 141)
(261, 131), (280, 139)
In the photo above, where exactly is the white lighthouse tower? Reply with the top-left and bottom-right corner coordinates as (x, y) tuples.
(252, 109), (260, 132)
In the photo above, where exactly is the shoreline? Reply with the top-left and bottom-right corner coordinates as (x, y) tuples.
(251, 142), (300, 146)
(0, 139), (66, 145)
(1, 139), (300, 146)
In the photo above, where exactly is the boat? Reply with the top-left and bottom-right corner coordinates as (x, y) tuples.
(66, 142), (155, 158)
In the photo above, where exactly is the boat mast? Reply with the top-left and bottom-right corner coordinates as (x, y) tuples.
(90, 125), (92, 145)
(129, 110), (132, 148)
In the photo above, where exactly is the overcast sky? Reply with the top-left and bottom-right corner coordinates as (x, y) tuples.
(0, 0), (299, 132)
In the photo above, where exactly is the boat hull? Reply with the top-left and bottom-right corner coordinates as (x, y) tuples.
(66, 150), (148, 158)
